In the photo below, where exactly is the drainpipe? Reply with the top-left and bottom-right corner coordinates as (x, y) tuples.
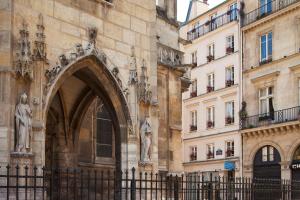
(167, 66), (170, 171)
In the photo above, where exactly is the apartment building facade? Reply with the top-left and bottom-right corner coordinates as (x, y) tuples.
(180, 0), (242, 178)
(241, 0), (300, 182)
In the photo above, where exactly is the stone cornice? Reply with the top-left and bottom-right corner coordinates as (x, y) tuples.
(251, 71), (280, 83)
(242, 120), (300, 138)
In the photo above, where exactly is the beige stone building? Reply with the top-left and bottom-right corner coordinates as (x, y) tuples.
(180, 0), (242, 178)
(241, 0), (300, 181)
(0, 0), (189, 176)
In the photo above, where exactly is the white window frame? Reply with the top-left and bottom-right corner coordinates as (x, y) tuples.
(262, 146), (274, 162)
(207, 106), (215, 123)
(226, 140), (235, 157)
(191, 110), (197, 126)
(208, 43), (215, 57)
(226, 35), (234, 49)
(259, 86), (273, 115)
(260, 32), (272, 62)
(225, 66), (234, 82)
(225, 101), (235, 118)
(191, 79), (197, 93)
(229, 3), (238, 20)
(190, 146), (197, 161)
(191, 51), (197, 65)
(207, 73), (215, 88)
(207, 143), (215, 159)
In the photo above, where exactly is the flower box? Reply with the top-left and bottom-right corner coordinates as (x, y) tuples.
(190, 153), (197, 161)
(207, 86), (214, 93)
(207, 55), (214, 62)
(225, 117), (234, 125)
(207, 121), (214, 128)
(190, 125), (197, 131)
(207, 151), (214, 159)
(226, 47), (234, 54)
(226, 149), (234, 157)
(259, 58), (272, 65)
(226, 80), (234, 87)
(190, 91), (197, 98)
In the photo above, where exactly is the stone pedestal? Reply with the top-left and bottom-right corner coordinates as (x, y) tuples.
(138, 161), (153, 172)
(11, 152), (34, 168)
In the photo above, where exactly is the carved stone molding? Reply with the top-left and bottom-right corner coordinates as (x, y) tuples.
(157, 43), (183, 67)
(138, 59), (152, 105)
(15, 20), (33, 81)
(44, 27), (125, 97)
(33, 14), (47, 62)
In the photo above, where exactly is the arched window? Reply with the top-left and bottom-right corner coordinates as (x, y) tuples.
(253, 145), (281, 179)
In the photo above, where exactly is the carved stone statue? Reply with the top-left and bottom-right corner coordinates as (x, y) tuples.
(15, 93), (32, 153)
(140, 118), (152, 163)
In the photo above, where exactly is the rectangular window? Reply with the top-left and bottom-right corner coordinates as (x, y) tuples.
(259, 86), (274, 119)
(207, 73), (215, 92)
(225, 66), (234, 87)
(191, 80), (197, 97)
(260, 32), (272, 63)
(229, 3), (238, 21)
(190, 146), (197, 161)
(96, 114), (113, 158)
(190, 110), (197, 131)
(260, 0), (272, 16)
(191, 51), (197, 65)
(225, 101), (235, 125)
(262, 146), (274, 162)
(207, 107), (215, 128)
(226, 141), (235, 157)
(226, 35), (234, 54)
(208, 43), (215, 57)
(207, 144), (215, 159)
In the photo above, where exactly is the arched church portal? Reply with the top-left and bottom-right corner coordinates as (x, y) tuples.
(44, 55), (130, 171)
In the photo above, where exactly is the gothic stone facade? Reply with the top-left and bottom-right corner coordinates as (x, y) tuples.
(0, 0), (188, 173)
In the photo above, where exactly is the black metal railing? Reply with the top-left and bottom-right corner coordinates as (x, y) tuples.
(187, 9), (238, 41)
(1, 165), (300, 199)
(242, 0), (300, 26)
(240, 106), (300, 130)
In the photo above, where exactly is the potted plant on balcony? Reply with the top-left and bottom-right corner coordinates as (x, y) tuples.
(207, 55), (214, 62)
(207, 86), (214, 93)
(205, 20), (211, 26)
(190, 125), (197, 132)
(226, 116), (234, 125)
(226, 149), (234, 157)
(190, 91), (197, 98)
(226, 47), (234, 54)
(190, 153), (197, 161)
(207, 121), (214, 128)
(207, 151), (214, 159)
(226, 80), (234, 87)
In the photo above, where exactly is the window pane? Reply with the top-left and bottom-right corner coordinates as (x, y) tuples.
(268, 32), (272, 58)
(261, 35), (267, 61)
(260, 99), (267, 114)
(262, 147), (268, 162)
(267, 0), (272, 13)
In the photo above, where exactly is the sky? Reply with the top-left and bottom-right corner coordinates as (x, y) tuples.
(177, 0), (226, 22)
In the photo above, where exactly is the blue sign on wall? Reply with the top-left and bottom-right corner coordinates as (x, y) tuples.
(224, 161), (235, 171)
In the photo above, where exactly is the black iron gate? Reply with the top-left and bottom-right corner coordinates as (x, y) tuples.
(1, 165), (300, 200)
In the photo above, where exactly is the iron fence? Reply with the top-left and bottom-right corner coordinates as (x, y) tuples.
(240, 106), (300, 130)
(187, 9), (238, 41)
(242, 0), (300, 27)
(1, 165), (300, 199)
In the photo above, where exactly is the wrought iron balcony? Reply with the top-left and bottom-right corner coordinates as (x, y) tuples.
(242, 0), (300, 27)
(240, 106), (300, 130)
(187, 9), (238, 41)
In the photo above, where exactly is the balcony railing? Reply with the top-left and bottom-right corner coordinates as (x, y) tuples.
(242, 0), (300, 27)
(187, 9), (238, 41)
(240, 106), (300, 130)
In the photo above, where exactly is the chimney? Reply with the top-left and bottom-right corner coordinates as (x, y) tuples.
(186, 0), (209, 22)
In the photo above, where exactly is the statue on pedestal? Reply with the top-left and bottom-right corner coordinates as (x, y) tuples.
(140, 118), (152, 163)
(15, 93), (32, 153)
